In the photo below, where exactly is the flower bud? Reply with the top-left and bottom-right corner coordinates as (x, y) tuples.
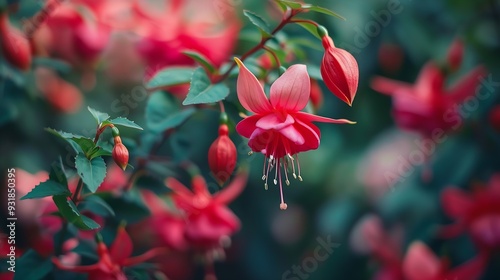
(319, 27), (359, 106)
(112, 136), (129, 170)
(447, 38), (464, 72)
(208, 124), (237, 186)
(0, 12), (32, 71)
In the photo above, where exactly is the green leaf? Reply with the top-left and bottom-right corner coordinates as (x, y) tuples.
(20, 180), (71, 200)
(303, 4), (346, 20)
(146, 67), (195, 89)
(89, 146), (113, 159)
(79, 195), (115, 217)
(182, 51), (217, 74)
(71, 137), (96, 156)
(277, 0), (302, 9)
(182, 68), (230, 105)
(0, 62), (25, 87)
(53, 195), (101, 230)
(88, 107), (110, 125)
(243, 10), (272, 37)
(103, 117), (143, 130)
(295, 21), (321, 39)
(32, 57), (72, 73)
(75, 154), (107, 193)
(49, 159), (68, 187)
(14, 250), (53, 280)
(45, 128), (86, 140)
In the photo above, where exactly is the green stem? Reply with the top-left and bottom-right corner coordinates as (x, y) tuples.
(213, 9), (301, 83)
(71, 178), (83, 203)
(263, 46), (281, 68)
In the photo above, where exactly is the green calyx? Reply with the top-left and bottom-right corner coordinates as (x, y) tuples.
(317, 25), (329, 38)
(111, 126), (120, 137)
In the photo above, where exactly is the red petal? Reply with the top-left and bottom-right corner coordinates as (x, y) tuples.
(52, 257), (101, 272)
(402, 242), (442, 280)
(295, 111), (356, 124)
(236, 115), (261, 138)
(441, 187), (472, 219)
(270, 64), (310, 111)
(213, 171), (248, 205)
(446, 253), (488, 280)
(110, 226), (133, 264)
(447, 66), (487, 105)
(235, 57), (272, 114)
(256, 113), (295, 130)
(371, 76), (412, 96)
(122, 247), (169, 267)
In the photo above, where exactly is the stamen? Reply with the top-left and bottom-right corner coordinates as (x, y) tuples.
(248, 151), (253, 155)
(264, 183), (268, 190)
(283, 161), (290, 186)
(273, 158), (278, 185)
(296, 154), (303, 181)
(288, 154), (297, 179)
(278, 158), (287, 210)
(262, 158), (267, 181)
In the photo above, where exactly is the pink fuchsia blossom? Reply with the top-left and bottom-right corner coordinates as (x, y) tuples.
(440, 174), (500, 252)
(371, 62), (487, 138)
(234, 58), (355, 210)
(53, 227), (166, 280)
(402, 242), (487, 280)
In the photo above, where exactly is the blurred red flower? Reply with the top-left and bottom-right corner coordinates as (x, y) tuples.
(372, 62), (487, 138)
(441, 174), (500, 252)
(403, 241), (487, 280)
(53, 226), (166, 279)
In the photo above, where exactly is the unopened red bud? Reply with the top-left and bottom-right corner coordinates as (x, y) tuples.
(112, 136), (129, 170)
(0, 12), (32, 71)
(208, 125), (237, 186)
(320, 35), (359, 106)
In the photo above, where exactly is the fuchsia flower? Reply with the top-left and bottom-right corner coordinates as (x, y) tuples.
(53, 226), (166, 280)
(441, 175), (500, 252)
(402, 242), (487, 280)
(372, 59), (486, 138)
(234, 58), (355, 210)
(165, 172), (247, 250)
(143, 171), (247, 253)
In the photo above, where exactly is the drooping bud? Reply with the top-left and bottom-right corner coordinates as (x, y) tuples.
(446, 38), (464, 72)
(318, 25), (359, 106)
(309, 79), (323, 110)
(208, 124), (237, 186)
(0, 12), (32, 71)
(112, 134), (129, 171)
